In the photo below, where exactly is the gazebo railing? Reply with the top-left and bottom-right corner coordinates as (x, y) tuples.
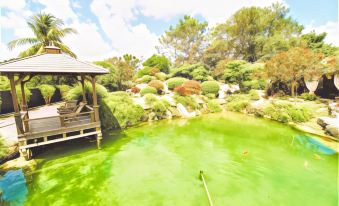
(20, 110), (95, 134)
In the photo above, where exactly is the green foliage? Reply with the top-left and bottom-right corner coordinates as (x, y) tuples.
(226, 94), (251, 112)
(16, 85), (32, 108)
(207, 100), (222, 113)
(205, 93), (216, 99)
(249, 90), (260, 100)
(173, 94), (199, 110)
(66, 82), (108, 104)
(155, 72), (167, 81)
(201, 81), (220, 95)
(263, 102), (313, 123)
(0, 76), (9, 91)
(143, 54), (171, 73)
(137, 75), (156, 83)
(301, 32), (338, 57)
(144, 94), (158, 106)
(210, 3), (302, 62)
(140, 86), (157, 96)
(7, 13), (77, 58)
(167, 77), (188, 90)
(222, 61), (264, 91)
(0, 136), (8, 159)
(38, 84), (56, 104)
(170, 63), (210, 81)
(152, 100), (168, 117)
(300, 93), (318, 101)
(57, 85), (72, 100)
(136, 67), (159, 78)
(159, 15), (208, 65)
(100, 92), (145, 129)
(94, 61), (118, 91)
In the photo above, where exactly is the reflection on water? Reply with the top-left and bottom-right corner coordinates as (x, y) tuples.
(295, 135), (337, 155)
(0, 169), (27, 206)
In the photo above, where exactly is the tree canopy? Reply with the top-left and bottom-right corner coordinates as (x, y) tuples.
(208, 3), (303, 63)
(8, 13), (77, 58)
(158, 15), (208, 65)
(143, 54), (171, 73)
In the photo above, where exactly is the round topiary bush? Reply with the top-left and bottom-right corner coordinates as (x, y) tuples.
(174, 86), (188, 96)
(249, 89), (260, 100)
(201, 81), (220, 95)
(167, 77), (188, 90)
(155, 72), (167, 81)
(148, 80), (164, 92)
(140, 86), (157, 96)
(144, 93), (158, 106)
(182, 80), (201, 95)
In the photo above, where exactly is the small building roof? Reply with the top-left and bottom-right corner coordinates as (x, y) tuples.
(0, 51), (108, 75)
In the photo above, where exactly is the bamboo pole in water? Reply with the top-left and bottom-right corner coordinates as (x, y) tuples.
(200, 170), (214, 206)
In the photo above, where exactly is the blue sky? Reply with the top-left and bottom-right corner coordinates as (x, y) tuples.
(1, 0), (338, 61)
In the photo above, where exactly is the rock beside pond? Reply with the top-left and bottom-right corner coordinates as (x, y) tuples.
(317, 116), (339, 138)
(325, 125), (339, 139)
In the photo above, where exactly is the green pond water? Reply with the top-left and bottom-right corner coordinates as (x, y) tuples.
(1, 112), (338, 206)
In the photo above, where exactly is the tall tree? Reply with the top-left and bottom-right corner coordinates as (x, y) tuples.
(158, 15), (208, 65)
(207, 3), (303, 63)
(8, 13), (77, 58)
(301, 31), (338, 57)
(105, 56), (136, 90)
(265, 47), (323, 96)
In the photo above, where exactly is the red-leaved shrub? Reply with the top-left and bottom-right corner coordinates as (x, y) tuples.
(174, 86), (189, 96)
(131, 87), (140, 93)
(182, 80), (201, 95)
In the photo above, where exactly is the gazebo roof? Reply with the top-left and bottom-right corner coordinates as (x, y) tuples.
(0, 48), (108, 75)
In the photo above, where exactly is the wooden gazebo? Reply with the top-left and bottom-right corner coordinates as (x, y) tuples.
(0, 46), (108, 159)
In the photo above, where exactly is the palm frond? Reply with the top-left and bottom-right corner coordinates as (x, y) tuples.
(54, 42), (77, 58)
(18, 44), (43, 58)
(7, 38), (39, 50)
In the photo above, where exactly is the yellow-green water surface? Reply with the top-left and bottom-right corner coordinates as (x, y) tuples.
(1, 113), (338, 205)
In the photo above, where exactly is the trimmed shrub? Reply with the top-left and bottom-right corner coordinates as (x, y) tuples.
(140, 86), (157, 96)
(57, 85), (72, 100)
(152, 100), (168, 117)
(173, 94), (199, 110)
(148, 80), (164, 92)
(182, 80), (201, 95)
(155, 72), (167, 81)
(207, 100), (222, 113)
(205, 93), (216, 99)
(300, 93), (318, 101)
(100, 92), (145, 129)
(66, 82), (108, 104)
(131, 87), (140, 94)
(137, 75), (156, 83)
(167, 77), (188, 90)
(170, 63), (210, 81)
(136, 67), (160, 78)
(16, 85), (32, 108)
(144, 93), (158, 106)
(201, 81), (220, 95)
(38, 84), (56, 104)
(249, 90), (260, 100)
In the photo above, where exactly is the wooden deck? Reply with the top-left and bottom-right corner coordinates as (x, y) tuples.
(18, 108), (102, 152)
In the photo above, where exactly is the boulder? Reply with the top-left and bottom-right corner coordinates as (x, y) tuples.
(317, 117), (338, 128)
(325, 125), (339, 139)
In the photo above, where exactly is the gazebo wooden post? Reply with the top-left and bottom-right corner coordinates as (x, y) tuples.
(80, 75), (87, 104)
(8, 74), (24, 135)
(20, 80), (28, 112)
(91, 75), (102, 149)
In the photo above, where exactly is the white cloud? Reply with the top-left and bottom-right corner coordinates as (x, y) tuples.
(304, 21), (339, 46)
(35, 0), (77, 22)
(0, 0), (26, 11)
(91, 0), (159, 59)
(138, 0), (286, 24)
(63, 20), (115, 60)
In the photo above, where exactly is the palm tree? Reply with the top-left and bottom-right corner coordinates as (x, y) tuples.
(8, 13), (77, 58)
